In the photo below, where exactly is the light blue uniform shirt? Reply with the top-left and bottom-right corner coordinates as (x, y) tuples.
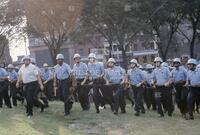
(54, 63), (71, 80)
(41, 69), (51, 81)
(105, 66), (125, 84)
(0, 68), (8, 82)
(187, 69), (200, 86)
(73, 62), (88, 79)
(171, 67), (187, 83)
(88, 62), (104, 79)
(152, 67), (171, 86)
(128, 68), (145, 85)
(8, 70), (18, 81)
(145, 71), (153, 85)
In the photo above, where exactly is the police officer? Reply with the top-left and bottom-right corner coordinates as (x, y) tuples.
(16, 56), (44, 117)
(152, 57), (173, 117)
(127, 59), (146, 116)
(7, 64), (18, 106)
(41, 63), (54, 100)
(0, 62), (12, 108)
(144, 64), (157, 110)
(186, 58), (200, 120)
(181, 55), (190, 69)
(30, 58), (47, 110)
(105, 58), (125, 115)
(72, 53), (91, 111)
(87, 53), (105, 113)
(54, 53), (72, 116)
(171, 58), (188, 118)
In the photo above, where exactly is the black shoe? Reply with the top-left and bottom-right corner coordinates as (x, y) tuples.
(0, 105), (2, 108)
(64, 112), (70, 116)
(182, 114), (186, 119)
(134, 112), (140, 116)
(168, 113), (172, 117)
(121, 110), (126, 114)
(114, 111), (118, 115)
(111, 105), (115, 112)
(141, 110), (145, 114)
(96, 110), (100, 114)
(186, 115), (194, 120)
(40, 105), (44, 112)
(131, 102), (134, 107)
(158, 114), (164, 118)
(27, 113), (33, 117)
(7, 105), (12, 109)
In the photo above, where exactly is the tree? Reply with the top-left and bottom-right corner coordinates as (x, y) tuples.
(137, 0), (184, 61)
(178, 0), (200, 58)
(82, 0), (147, 68)
(0, 0), (24, 61)
(0, 35), (8, 59)
(25, 0), (82, 65)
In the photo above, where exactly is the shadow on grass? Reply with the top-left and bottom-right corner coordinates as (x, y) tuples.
(1, 101), (200, 135)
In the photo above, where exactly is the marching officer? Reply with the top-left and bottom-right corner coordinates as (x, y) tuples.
(105, 58), (126, 115)
(0, 62), (11, 108)
(54, 53), (72, 116)
(152, 57), (173, 117)
(30, 58), (48, 110)
(16, 56), (44, 117)
(144, 64), (157, 110)
(87, 53), (105, 113)
(171, 58), (188, 118)
(72, 53), (91, 111)
(186, 58), (200, 120)
(41, 63), (54, 100)
(7, 64), (18, 106)
(127, 59), (146, 116)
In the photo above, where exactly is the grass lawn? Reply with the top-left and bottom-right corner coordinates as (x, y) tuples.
(0, 101), (200, 135)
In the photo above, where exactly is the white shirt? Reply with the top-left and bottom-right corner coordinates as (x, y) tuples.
(18, 64), (39, 84)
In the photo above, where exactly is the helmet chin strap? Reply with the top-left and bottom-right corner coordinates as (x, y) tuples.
(191, 67), (196, 71)
(131, 64), (136, 69)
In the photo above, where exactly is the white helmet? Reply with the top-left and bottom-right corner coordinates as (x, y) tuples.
(107, 58), (116, 63)
(161, 62), (169, 67)
(138, 65), (143, 69)
(130, 59), (138, 64)
(23, 55), (31, 62)
(88, 53), (96, 59)
(167, 59), (172, 62)
(146, 64), (154, 69)
(187, 58), (197, 65)
(43, 63), (48, 67)
(56, 53), (64, 60)
(30, 58), (36, 64)
(173, 58), (181, 63)
(7, 64), (15, 69)
(154, 57), (163, 63)
(197, 64), (200, 68)
(15, 66), (19, 70)
(73, 53), (81, 59)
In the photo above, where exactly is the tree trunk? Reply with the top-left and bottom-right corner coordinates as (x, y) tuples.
(157, 42), (166, 61)
(46, 44), (60, 66)
(190, 25), (197, 58)
(108, 41), (112, 58)
(121, 47), (128, 70)
(163, 30), (175, 60)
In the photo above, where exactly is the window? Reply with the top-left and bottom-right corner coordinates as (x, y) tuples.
(68, 5), (75, 12)
(75, 49), (84, 56)
(133, 44), (138, 50)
